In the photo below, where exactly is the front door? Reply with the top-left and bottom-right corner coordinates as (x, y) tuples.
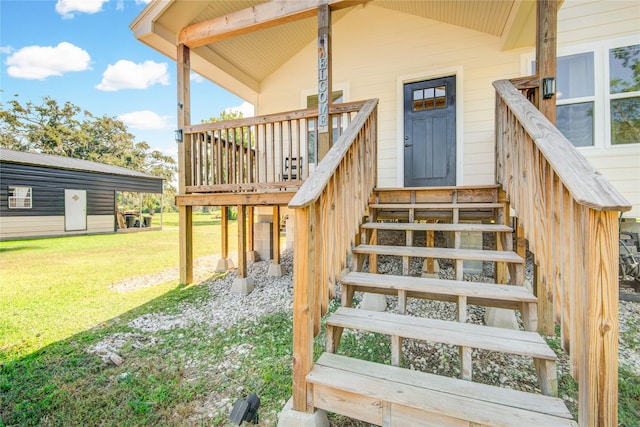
(404, 76), (456, 187)
(65, 189), (87, 231)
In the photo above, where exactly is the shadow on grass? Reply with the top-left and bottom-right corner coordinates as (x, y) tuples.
(0, 274), (296, 427)
(0, 245), (43, 253)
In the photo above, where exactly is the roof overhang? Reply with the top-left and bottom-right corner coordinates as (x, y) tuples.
(130, 0), (550, 102)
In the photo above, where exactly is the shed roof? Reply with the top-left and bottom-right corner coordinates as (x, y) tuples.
(0, 148), (163, 181)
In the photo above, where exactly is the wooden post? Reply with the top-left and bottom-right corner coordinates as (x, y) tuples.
(292, 207), (315, 413)
(248, 206), (255, 253)
(534, 261), (555, 335)
(496, 189), (509, 285)
(237, 205), (246, 279)
(535, 0), (558, 124)
(317, 3), (332, 160)
(273, 206), (281, 266)
(177, 44), (193, 284)
(579, 210), (618, 427)
(221, 206), (229, 260)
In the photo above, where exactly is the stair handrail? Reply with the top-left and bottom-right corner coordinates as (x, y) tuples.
(288, 98), (378, 412)
(494, 79), (630, 427)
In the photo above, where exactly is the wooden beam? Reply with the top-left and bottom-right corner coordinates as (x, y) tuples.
(177, 44), (193, 285)
(176, 191), (296, 206)
(535, 0), (557, 124)
(179, 0), (369, 48)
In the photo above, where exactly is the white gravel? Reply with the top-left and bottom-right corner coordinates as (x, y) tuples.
(95, 235), (640, 390)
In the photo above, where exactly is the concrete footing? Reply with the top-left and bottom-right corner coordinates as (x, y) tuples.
(215, 258), (234, 273)
(268, 263), (284, 277)
(231, 277), (255, 295)
(360, 293), (387, 311)
(421, 259), (440, 278)
(277, 398), (329, 427)
(484, 307), (519, 330)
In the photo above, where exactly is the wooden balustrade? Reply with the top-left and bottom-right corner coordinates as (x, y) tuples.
(182, 102), (365, 193)
(494, 79), (631, 427)
(288, 98), (378, 412)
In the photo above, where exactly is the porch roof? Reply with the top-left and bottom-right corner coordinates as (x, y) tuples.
(130, 0), (541, 101)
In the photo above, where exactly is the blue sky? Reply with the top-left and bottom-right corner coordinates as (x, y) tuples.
(0, 0), (252, 158)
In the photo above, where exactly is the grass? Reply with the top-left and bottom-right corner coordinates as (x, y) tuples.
(1, 284), (284, 426)
(1, 220), (639, 425)
(545, 326), (640, 426)
(0, 213), (237, 363)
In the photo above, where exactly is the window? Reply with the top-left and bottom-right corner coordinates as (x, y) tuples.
(8, 186), (32, 209)
(413, 86), (447, 111)
(608, 45), (640, 145)
(529, 39), (640, 148)
(556, 52), (595, 147)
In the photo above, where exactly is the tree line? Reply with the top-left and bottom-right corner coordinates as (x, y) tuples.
(0, 95), (177, 212)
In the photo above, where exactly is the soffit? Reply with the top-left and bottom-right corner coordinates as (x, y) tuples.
(372, 0), (517, 37)
(154, 1), (352, 83)
(133, 0), (540, 97)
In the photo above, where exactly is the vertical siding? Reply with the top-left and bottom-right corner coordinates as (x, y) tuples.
(259, 4), (528, 188)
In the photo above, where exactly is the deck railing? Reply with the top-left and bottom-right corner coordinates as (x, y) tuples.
(494, 79), (631, 427)
(182, 102), (365, 193)
(288, 98), (378, 412)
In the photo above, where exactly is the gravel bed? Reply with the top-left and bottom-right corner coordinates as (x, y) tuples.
(91, 231), (639, 420)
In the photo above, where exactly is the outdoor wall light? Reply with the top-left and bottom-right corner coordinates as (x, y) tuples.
(542, 77), (556, 99)
(174, 129), (183, 143)
(229, 393), (260, 425)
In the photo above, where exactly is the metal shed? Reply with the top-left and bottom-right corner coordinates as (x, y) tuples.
(0, 148), (163, 240)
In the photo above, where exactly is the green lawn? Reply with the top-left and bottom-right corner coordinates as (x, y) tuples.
(0, 213), (237, 363)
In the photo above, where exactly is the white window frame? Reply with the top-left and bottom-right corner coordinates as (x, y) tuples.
(8, 186), (32, 209)
(522, 34), (640, 151)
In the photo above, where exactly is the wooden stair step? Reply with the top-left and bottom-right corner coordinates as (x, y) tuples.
(327, 307), (556, 361)
(369, 202), (503, 210)
(361, 222), (513, 233)
(353, 244), (524, 263)
(342, 272), (535, 304)
(307, 353), (576, 427)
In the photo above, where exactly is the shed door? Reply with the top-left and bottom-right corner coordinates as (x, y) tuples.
(404, 76), (456, 187)
(65, 189), (87, 231)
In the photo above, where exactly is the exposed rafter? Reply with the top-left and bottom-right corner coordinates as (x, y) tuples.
(179, 0), (370, 48)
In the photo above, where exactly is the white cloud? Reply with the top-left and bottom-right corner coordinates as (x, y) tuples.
(119, 110), (172, 130)
(55, 0), (108, 19)
(0, 46), (13, 54)
(6, 42), (91, 80)
(190, 71), (204, 83)
(96, 60), (169, 91)
(135, 0), (153, 4)
(225, 102), (255, 118)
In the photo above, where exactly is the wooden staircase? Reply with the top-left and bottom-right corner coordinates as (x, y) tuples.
(306, 186), (577, 426)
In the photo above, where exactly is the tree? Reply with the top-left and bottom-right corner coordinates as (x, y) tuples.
(204, 108), (253, 147)
(0, 95), (177, 210)
(610, 45), (640, 145)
